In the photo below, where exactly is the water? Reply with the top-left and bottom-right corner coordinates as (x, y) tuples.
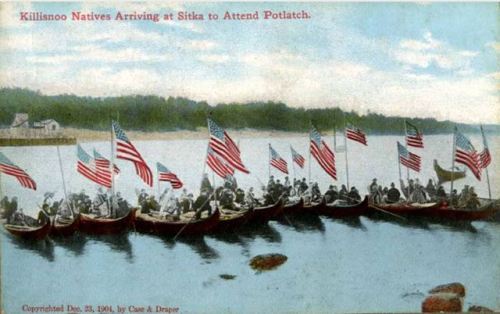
(1, 135), (499, 313)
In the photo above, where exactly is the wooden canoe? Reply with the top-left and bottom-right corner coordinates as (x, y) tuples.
(283, 198), (304, 214)
(212, 207), (253, 233)
(4, 219), (51, 240)
(434, 159), (466, 184)
(249, 198), (284, 223)
(369, 201), (442, 216)
(80, 208), (136, 235)
(424, 200), (498, 221)
(50, 215), (80, 237)
(135, 208), (220, 236)
(302, 198), (326, 214)
(322, 196), (370, 218)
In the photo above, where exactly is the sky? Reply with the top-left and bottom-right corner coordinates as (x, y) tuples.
(0, 2), (498, 124)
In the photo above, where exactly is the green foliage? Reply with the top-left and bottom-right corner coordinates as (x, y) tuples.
(0, 87), (492, 134)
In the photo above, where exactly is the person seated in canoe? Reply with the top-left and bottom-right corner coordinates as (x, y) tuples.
(465, 187), (480, 210)
(324, 185), (338, 204)
(113, 192), (130, 217)
(244, 187), (257, 207)
(56, 201), (73, 220)
(348, 187), (362, 204)
(409, 184), (427, 203)
(219, 185), (236, 210)
(299, 178), (308, 196)
(179, 192), (194, 214)
(458, 185), (470, 207)
(138, 189), (148, 206)
(235, 188), (245, 205)
(141, 195), (160, 214)
(262, 188), (275, 206)
(2, 196), (18, 224)
(369, 179), (383, 204)
(194, 189), (212, 219)
(385, 183), (401, 204)
(273, 179), (284, 201)
(37, 206), (50, 226)
(200, 173), (213, 194)
(449, 189), (459, 207)
(311, 183), (322, 202)
(224, 174), (238, 192)
(425, 179), (437, 200)
(339, 185), (348, 202)
(436, 185), (447, 202)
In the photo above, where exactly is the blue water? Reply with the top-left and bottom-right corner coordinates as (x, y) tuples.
(1, 135), (499, 313)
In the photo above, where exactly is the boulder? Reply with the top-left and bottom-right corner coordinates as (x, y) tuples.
(428, 282), (466, 297)
(249, 253), (287, 272)
(468, 305), (494, 312)
(422, 293), (462, 313)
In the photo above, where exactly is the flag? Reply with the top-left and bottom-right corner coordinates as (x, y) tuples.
(0, 152), (36, 190)
(269, 145), (288, 174)
(405, 121), (424, 148)
(77, 144), (101, 185)
(454, 131), (481, 180)
(397, 142), (421, 172)
(291, 146), (305, 168)
(92, 149), (114, 188)
(479, 126), (491, 169)
(112, 121), (153, 186)
(310, 127), (336, 179)
(207, 147), (234, 179)
(346, 123), (367, 146)
(156, 162), (183, 189)
(94, 149), (120, 175)
(208, 118), (249, 174)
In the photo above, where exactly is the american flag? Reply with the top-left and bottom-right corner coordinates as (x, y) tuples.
(77, 144), (100, 185)
(346, 123), (367, 146)
(290, 146), (305, 168)
(156, 162), (183, 189)
(405, 121), (424, 148)
(208, 118), (249, 174)
(112, 121), (153, 186)
(455, 131), (481, 180)
(479, 125), (491, 169)
(310, 127), (336, 180)
(207, 146), (234, 179)
(269, 145), (288, 174)
(92, 149), (118, 189)
(94, 149), (120, 174)
(397, 142), (421, 172)
(0, 152), (36, 190)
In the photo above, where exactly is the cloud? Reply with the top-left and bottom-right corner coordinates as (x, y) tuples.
(196, 54), (230, 64)
(394, 32), (478, 73)
(0, 2), (33, 29)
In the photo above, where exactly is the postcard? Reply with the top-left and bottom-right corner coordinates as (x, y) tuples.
(0, 2), (498, 313)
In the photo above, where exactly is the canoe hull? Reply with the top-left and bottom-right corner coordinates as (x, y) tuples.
(213, 209), (253, 233)
(323, 196), (370, 218)
(4, 220), (51, 240)
(302, 199), (326, 215)
(369, 202), (442, 216)
(50, 215), (80, 237)
(249, 199), (284, 223)
(135, 209), (220, 236)
(283, 198), (304, 215)
(80, 209), (136, 235)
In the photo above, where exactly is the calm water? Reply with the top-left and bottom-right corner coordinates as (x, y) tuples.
(1, 135), (499, 313)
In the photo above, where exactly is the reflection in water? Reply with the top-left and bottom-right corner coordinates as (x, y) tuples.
(87, 232), (134, 262)
(276, 213), (326, 233)
(6, 234), (55, 262)
(239, 222), (282, 243)
(51, 233), (87, 257)
(367, 213), (431, 231)
(324, 216), (367, 230)
(178, 236), (220, 262)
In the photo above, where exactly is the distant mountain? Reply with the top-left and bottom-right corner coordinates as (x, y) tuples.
(0, 87), (497, 134)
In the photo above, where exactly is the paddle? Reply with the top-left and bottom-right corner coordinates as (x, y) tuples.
(342, 194), (407, 221)
(173, 191), (215, 240)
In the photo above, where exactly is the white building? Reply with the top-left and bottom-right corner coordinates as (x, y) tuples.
(10, 113), (29, 129)
(33, 119), (60, 132)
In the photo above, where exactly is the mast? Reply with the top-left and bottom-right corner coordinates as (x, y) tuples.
(480, 125), (492, 200)
(110, 120), (116, 200)
(343, 113), (350, 190)
(333, 111), (337, 151)
(404, 121), (410, 199)
(450, 127), (457, 196)
(290, 145), (296, 183)
(268, 143), (271, 180)
(57, 146), (73, 216)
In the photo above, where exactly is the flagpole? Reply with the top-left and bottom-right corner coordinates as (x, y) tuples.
(157, 167), (160, 200)
(308, 133), (312, 185)
(397, 143), (403, 198)
(480, 125), (492, 200)
(404, 121), (410, 198)
(450, 126), (457, 196)
(333, 112), (337, 152)
(290, 146), (296, 183)
(268, 143), (271, 180)
(343, 115), (350, 190)
(110, 120), (116, 200)
(57, 146), (73, 216)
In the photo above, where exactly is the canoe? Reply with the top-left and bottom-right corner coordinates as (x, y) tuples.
(212, 207), (253, 233)
(322, 196), (370, 218)
(369, 201), (442, 216)
(80, 208), (136, 235)
(434, 159), (466, 184)
(283, 198), (304, 214)
(4, 219), (51, 240)
(135, 208), (220, 236)
(50, 215), (80, 237)
(249, 198), (284, 223)
(302, 198), (326, 214)
(424, 200), (498, 221)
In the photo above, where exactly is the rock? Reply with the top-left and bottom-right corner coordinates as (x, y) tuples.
(249, 253), (287, 272)
(422, 293), (462, 312)
(468, 305), (494, 312)
(219, 274), (236, 280)
(428, 282), (466, 297)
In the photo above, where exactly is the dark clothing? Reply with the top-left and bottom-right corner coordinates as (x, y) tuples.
(348, 190), (361, 204)
(194, 194), (212, 219)
(387, 188), (401, 203)
(324, 190), (338, 203)
(201, 177), (213, 193)
(37, 210), (49, 225)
